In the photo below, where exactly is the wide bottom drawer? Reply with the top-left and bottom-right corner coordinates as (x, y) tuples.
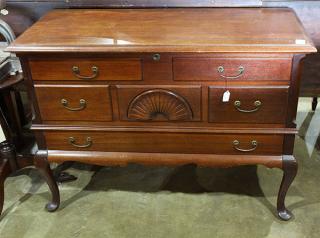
(44, 131), (284, 155)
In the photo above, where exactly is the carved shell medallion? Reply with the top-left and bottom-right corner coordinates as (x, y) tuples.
(127, 89), (193, 121)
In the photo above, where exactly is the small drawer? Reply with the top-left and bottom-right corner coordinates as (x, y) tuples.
(34, 85), (112, 121)
(44, 131), (284, 155)
(29, 58), (142, 81)
(208, 86), (289, 124)
(173, 58), (291, 81)
(116, 85), (201, 122)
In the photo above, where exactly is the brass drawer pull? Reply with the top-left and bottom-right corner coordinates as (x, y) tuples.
(233, 140), (258, 152)
(72, 65), (99, 79)
(234, 100), (261, 113)
(217, 66), (244, 79)
(68, 137), (92, 148)
(61, 99), (86, 111)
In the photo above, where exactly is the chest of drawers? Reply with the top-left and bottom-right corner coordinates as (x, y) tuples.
(7, 8), (316, 220)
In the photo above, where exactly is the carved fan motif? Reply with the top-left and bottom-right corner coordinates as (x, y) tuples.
(127, 89), (193, 121)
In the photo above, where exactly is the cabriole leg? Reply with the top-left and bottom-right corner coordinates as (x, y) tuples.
(277, 155), (297, 221)
(34, 151), (60, 212)
(0, 141), (16, 216)
(312, 97), (318, 111)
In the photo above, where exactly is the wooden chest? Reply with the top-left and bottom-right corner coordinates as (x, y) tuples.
(7, 8), (316, 220)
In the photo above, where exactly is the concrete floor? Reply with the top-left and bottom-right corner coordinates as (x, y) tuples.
(0, 98), (320, 238)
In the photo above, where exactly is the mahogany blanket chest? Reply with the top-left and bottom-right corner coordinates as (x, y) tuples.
(7, 8), (316, 220)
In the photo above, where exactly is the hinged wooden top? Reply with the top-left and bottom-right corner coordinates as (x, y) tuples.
(7, 8), (316, 53)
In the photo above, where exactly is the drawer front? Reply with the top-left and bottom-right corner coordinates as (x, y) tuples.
(173, 58), (291, 81)
(117, 85), (201, 121)
(44, 131), (283, 155)
(35, 85), (112, 121)
(30, 58), (142, 81)
(208, 87), (289, 124)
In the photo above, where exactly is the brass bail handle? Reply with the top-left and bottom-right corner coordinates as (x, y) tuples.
(68, 137), (92, 148)
(217, 66), (245, 79)
(72, 65), (99, 80)
(233, 140), (258, 152)
(61, 99), (86, 111)
(234, 100), (262, 113)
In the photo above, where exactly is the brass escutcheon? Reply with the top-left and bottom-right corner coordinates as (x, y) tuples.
(152, 53), (161, 61)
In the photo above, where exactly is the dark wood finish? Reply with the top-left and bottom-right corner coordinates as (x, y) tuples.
(300, 53), (320, 109)
(265, 1), (320, 105)
(7, 8), (316, 220)
(34, 85), (113, 121)
(6, 9), (316, 53)
(47, 151), (283, 168)
(173, 57), (292, 81)
(3, 0), (320, 106)
(0, 142), (34, 217)
(33, 150), (60, 212)
(278, 54), (305, 219)
(0, 72), (73, 216)
(300, 54), (320, 96)
(44, 131), (284, 155)
(0, 73), (23, 90)
(0, 73), (35, 217)
(208, 86), (289, 124)
(0, 141), (17, 172)
(0, 147), (11, 216)
(0, 74), (26, 144)
(117, 85), (201, 122)
(31, 125), (298, 135)
(29, 58), (142, 81)
(127, 89), (194, 121)
(277, 155), (298, 221)
(312, 97), (318, 111)
(263, 1), (320, 48)
(286, 54), (306, 129)
(3, 1), (320, 48)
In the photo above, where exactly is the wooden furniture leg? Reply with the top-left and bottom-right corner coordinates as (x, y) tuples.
(277, 155), (298, 221)
(0, 141), (16, 216)
(34, 151), (60, 212)
(312, 97), (318, 111)
(0, 158), (11, 216)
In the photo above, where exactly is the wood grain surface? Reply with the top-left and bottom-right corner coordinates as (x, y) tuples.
(173, 57), (292, 81)
(29, 58), (142, 81)
(35, 85), (113, 121)
(7, 8), (316, 53)
(208, 86), (289, 124)
(44, 131), (284, 155)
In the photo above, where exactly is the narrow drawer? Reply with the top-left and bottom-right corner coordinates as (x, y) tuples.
(29, 58), (142, 81)
(173, 58), (291, 81)
(116, 85), (201, 121)
(44, 131), (284, 155)
(208, 86), (289, 124)
(34, 85), (112, 121)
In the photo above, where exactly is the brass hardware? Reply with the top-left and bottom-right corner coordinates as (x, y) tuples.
(234, 100), (261, 113)
(68, 137), (92, 148)
(233, 140), (258, 152)
(217, 66), (244, 79)
(61, 98), (86, 111)
(152, 53), (161, 61)
(72, 65), (99, 79)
